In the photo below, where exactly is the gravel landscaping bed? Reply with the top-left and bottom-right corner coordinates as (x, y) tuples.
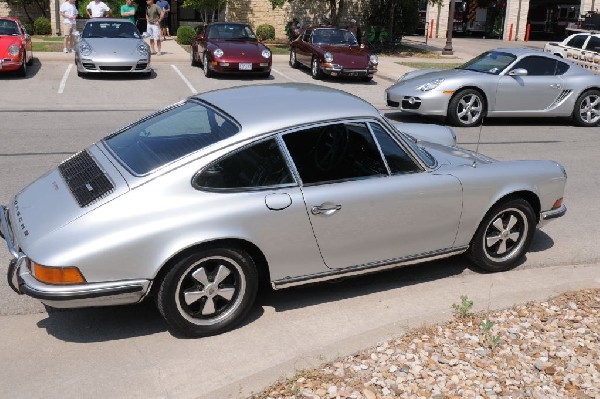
(251, 289), (600, 399)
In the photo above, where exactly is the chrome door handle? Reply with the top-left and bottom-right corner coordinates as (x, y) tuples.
(550, 83), (561, 89)
(311, 204), (342, 215)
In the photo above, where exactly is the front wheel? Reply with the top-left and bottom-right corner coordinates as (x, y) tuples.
(572, 90), (600, 127)
(311, 57), (323, 80)
(156, 247), (258, 337)
(447, 89), (485, 127)
(190, 47), (199, 67)
(17, 54), (27, 77)
(203, 53), (214, 78)
(467, 198), (536, 272)
(289, 50), (299, 68)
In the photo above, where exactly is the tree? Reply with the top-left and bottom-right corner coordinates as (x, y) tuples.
(270, 0), (347, 25)
(181, 0), (228, 24)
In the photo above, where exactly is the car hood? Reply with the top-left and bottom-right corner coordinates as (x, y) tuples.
(393, 68), (475, 86)
(317, 44), (370, 66)
(209, 39), (268, 55)
(9, 144), (129, 249)
(425, 142), (496, 167)
(83, 38), (144, 55)
(391, 121), (456, 147)
(0, 36), (22, 53)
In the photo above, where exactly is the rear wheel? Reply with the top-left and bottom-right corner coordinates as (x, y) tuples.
(447, 89), (485, 127)
(311, 57), (323, 80)
(156, 247), (258, 337)
(467, 198), (536, 272)
(572, 90), (600, 127)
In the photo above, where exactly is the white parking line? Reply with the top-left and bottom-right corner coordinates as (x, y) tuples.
(171, 64), (197, 94)
(272, 67), (298, 82)
(58, 64), (73, 94)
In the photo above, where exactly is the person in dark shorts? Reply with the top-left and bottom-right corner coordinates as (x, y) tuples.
(155, 0), (170, 40)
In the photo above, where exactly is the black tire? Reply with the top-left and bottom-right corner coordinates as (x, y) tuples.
(447, 89), (485, 127)
(190, 48), (199, 67)
(261, 71), (270, 79)
(467, 198), (536, 272)
(156, 247), (258, 337)
(203, 53), (214, 78)
(26, 51), (34, 66)
(572, 90), (600, 127)
(289, 50), (299, 68)
(17, 54), (27, 77)
(311, 57), (323, 80)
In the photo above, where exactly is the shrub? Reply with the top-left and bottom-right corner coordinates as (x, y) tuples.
(256, 24), (275, 40)
(176, 25), (196, 45)
(22, 22), (34, 35)
(33, 17), (51, 35)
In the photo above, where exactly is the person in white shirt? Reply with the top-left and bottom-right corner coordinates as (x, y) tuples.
(86, 0), (112, 18)
(60, 0), (78, 53)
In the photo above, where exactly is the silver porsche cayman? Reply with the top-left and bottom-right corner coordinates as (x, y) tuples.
(385, 48), (600, 127)
(75, 18), (151, 76)
(1, 84), (567, 337)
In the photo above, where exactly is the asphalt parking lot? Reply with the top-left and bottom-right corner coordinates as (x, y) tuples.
(0, 38), (599, 398)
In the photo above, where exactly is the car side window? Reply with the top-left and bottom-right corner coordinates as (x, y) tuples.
(566, 34), (588, 49)
(283, 122), (387, 185)
(194, 139), (294, 190)
(369, 123), (421, 174)
(585, 36), (600, 52)
(302, 29), (312, 42)
(555, 60), (570, 75)
(511, 56), (557, 76)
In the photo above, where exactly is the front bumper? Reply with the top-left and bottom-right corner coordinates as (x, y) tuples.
(321, 63), (377, 78)
(0, 57), (23, 72)
(2, 205), (151, 308)
(76, 55), (151, 73)
(210, 60), (271, 74)
(385, 88), (451, 116)
(538, 204), (567, 228)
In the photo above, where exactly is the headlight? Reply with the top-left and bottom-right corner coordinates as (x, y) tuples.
(261, 49), (271, 59)
(324, 51), (333, 63)
(213, 48), (224, 58)
(137, 43), (148, 57)
(416, 78), (445, 92)
(79, 42), (92, 57)
(8, 45), (20, 56)
(369, 54), (378, 64)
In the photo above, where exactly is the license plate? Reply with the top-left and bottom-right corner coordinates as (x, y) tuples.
(239, 63), (252, 70)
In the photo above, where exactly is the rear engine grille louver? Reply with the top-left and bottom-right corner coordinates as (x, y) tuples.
(59, 150), (115, 207)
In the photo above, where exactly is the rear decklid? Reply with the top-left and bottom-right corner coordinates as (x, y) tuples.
(8, 144), (129, 250)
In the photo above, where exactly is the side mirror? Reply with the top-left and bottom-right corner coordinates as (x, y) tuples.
(73, 30), (81, 37)
(259, 35), (265, 42)
(142, 32), (151, 39)
(508, 68), (528, 76)
(198, 33), (205, 40)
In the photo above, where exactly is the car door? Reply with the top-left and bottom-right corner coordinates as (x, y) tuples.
(281, 120), (462, 271)
(495, 56), (564, 113)
(295, 28), (313, 66)
(193, 138), (328, 281)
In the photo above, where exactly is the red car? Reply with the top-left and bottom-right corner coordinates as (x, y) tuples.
(190, 22), (272, 78)
(0, 17), (33, 77)
(289, 26), (378, 81)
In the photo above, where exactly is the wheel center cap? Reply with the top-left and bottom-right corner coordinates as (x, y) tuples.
(501, 230), (509, 239)
(205, 284), (217, 297)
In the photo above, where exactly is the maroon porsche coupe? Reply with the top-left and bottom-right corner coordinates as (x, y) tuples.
(190, 22), (272, 78)
(289, 26), (378, 81)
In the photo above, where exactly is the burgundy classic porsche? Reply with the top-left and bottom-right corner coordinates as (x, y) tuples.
(289, 26), (378, 81)
(0, 17), (33, 77)
(190, 22), (272, 78)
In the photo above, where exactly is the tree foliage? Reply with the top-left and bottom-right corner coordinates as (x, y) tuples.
(269, 0), (347, 25)
(365, 0), (420, 39)
(181, 0), (227, 23)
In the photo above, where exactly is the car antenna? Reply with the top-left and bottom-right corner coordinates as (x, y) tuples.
(473, 117), (484, 167)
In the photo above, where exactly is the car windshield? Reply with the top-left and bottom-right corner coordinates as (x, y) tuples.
(456, 51), (517, 74)
(312, 28), (358, 46)
(0, 19), (20, 36)
(103, 101), (240, 175)
(82, 21), (140, 39)
(206, 24), (256, 40)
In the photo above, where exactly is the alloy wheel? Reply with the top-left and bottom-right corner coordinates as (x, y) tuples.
(578, 93), (600, 125)
(482, 207), (528, 263)
(456, 93), (482, 125)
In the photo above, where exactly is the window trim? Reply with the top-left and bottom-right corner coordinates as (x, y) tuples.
(367, 121), (426, 175)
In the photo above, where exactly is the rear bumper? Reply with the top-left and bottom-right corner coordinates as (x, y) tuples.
(2, 205), (151, 308)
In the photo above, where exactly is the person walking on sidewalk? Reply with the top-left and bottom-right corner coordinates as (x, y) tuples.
(60, 0), (78, 53)
(156, 0), (170, 40)
(145, 0), (164, 55)
(120, 0), (136, 24)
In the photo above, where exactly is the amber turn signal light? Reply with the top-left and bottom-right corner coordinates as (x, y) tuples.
(32, 263), (86, 284)
(552, 198), (563, 209)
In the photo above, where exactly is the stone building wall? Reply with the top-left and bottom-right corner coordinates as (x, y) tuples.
(0, 0), (47, 23)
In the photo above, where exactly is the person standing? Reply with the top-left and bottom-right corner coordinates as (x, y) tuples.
(145, 0), (164, 55)
(155, 0), (170, 40)
(60, 0), (78, 53)
(86, 0), (112, 18)
(120, 0), (137, 24)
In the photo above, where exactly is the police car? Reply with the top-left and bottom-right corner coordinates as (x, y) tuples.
(545, 33), (600, 74)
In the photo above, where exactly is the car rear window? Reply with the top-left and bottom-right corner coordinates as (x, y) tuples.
(103, 101), (240, 175)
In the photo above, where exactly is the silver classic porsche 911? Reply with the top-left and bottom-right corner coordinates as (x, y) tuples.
(385, 48), (600, 127)
(1, 84), (567, 337)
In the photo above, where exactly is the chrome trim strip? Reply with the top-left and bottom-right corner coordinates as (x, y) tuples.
(271, 247), (468, 289)
(539, 204), (567, 227)
(0, 205), (18, 258)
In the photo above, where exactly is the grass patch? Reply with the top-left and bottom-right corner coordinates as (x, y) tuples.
(33, 35), (64, 42)
(396, 61), (463, 70)
(32, 42), (64, 52)
(268, 44), (290, 55)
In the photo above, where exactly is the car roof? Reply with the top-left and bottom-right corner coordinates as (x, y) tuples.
(0, 17), (19, 23)
(194, 83), (381, 137)
(85, 18), (135, 24)
(491, 47), (547, 57)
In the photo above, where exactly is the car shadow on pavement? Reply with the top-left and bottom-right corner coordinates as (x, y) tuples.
(0, 58), (41, 80)
(77, 70), (156, 80)
(384, 111), (576, 127)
